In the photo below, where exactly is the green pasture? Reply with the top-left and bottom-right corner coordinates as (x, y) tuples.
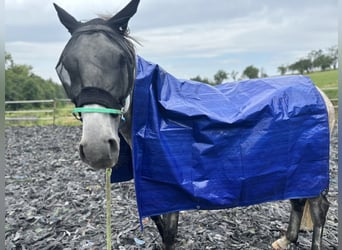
(306, 70), (338, 88)
(305, 70), (338, 99)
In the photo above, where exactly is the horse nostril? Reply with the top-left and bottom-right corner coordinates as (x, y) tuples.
(108, 139), (118, 153)
(79, 144), (86, 161)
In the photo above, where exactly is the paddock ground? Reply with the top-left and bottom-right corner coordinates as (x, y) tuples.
(5, 125), (338, 249)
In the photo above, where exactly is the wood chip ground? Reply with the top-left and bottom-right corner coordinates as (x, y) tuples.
(5, 125), (338, 249)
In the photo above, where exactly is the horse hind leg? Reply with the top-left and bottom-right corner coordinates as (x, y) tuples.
(308, 194), (329, 250)
(272, 199), (306, 249)
(151, 212), (179, 250)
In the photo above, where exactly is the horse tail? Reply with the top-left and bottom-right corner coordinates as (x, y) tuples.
(315, 86), (336, 136)
(300, 200), (313, 231)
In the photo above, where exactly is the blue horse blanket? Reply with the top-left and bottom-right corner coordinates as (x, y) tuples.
(112, 56), (330, 220)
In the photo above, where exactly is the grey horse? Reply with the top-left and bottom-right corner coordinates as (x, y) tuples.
(54, 1), (335, 249)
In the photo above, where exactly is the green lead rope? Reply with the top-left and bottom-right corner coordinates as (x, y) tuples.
(106, 168), (112, 250)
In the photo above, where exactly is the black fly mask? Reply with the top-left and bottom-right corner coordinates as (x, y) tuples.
(55, 1), (138, 112)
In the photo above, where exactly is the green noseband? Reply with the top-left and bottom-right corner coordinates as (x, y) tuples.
(73, 107), (124, 115)
(72, 107), (125, 122)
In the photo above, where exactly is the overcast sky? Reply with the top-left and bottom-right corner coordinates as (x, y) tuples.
(5, 0), (338, 83)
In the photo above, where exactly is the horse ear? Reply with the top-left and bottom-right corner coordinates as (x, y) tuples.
(53, 3), (80, 34)
(107, 0), (140, 33)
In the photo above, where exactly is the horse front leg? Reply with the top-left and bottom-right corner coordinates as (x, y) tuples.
(151, 212), (179, 250)
(308, 194), (329, 250)
(272, 199), (306, 249)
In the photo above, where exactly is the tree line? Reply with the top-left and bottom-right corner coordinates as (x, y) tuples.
(5, 52), (66, 109)
(5, 45), (338, 106)
(278, 46), (338, 75)
(191, 45), (338, 85)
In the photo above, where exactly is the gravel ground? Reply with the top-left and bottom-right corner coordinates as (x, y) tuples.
(5, 125), (338, 250)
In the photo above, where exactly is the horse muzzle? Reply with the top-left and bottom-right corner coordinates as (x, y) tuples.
(75, 103), (122, 170)
(79, 137), (119, 169)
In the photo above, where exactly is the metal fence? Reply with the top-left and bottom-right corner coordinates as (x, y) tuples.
(5, 88), (338, 126)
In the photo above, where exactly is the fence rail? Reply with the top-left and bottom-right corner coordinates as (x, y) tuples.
(5, 88), (339, 125)
(5, 99), (74, 126)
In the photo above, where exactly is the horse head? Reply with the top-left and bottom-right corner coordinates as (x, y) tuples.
(54, 0), (139, 169)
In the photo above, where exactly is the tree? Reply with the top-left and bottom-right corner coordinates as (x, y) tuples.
(230, 70), (239, 81)
(190, 75), (212, 85)
(5, 63), (34, 101)
(214, 70), (228, 85)
(277, 65), (287, 75)
(328, 45), (338, 69)
(307, 48), (335, 71)
(5, 52), (67, 109)
(288, 59), (312, 74)
(308, 49), (323, 64)
(243, 65), (259, 79)
(5, 52), (14, 69)
(313, 54), (334, 71)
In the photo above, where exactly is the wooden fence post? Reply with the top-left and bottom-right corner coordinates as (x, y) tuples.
(53, 99), (57, 126)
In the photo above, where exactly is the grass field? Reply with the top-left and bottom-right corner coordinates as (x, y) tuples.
(305, 70), (338, 100)
(305, 69), (338, 88)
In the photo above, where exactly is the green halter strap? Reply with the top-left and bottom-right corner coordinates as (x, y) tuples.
(72, 107), (124, 115)
(72, 93), (131, 117)
(72, 107), (126, 122)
